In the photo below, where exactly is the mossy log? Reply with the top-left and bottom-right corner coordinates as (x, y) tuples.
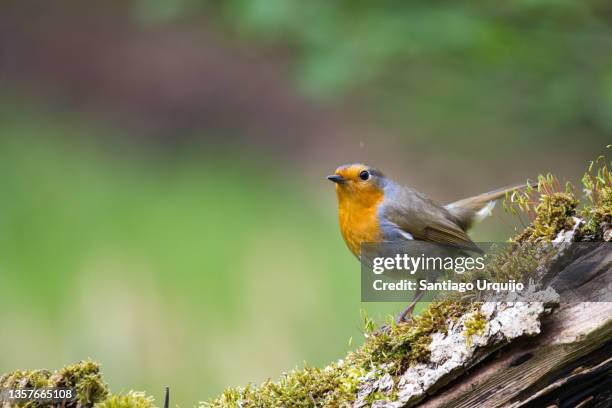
(416, 243), (612, 408)
(353, 235), (611, 408)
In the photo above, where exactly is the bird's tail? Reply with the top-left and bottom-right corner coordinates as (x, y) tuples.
(445, 182), (535, 230)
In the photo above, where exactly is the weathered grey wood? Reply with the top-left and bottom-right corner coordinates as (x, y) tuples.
(413, 241), (612, 408)
(512, 356), (612, 407)
(418, 303), (612, 408)
(353, 232), (611, 408)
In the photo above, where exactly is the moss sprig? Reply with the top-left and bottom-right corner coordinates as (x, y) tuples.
(463, 311), (486, 347)
(94, 391), (156, 408)
(581, 155), (612, 238)
(502, 174), (578, 242)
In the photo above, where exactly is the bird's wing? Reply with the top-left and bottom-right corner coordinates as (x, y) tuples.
(421, 218), (483, 253)
(382, 187), (483, 253)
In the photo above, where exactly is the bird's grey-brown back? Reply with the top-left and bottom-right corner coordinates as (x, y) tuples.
(378, 179), (482, 252)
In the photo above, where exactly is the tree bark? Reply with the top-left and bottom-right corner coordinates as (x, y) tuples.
(412, 243), (612, 408)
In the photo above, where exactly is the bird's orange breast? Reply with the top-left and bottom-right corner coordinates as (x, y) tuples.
(336, 188), (385, 257)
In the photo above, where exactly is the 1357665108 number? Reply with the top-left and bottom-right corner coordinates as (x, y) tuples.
(0, 388), (75, 403)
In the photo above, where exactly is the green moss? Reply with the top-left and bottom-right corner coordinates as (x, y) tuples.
(94, 391), (156, 408)
(463, 311), (486, 347)
(501, 173), (579, 243)
(202, 361), (365, 408)
(504, 155), (611, 242)
(51, 360), (110, 405)
(0, 369), (52, 389)
(365, 390), (398, 404)
(0, 360), (109, 408)
(358, 300), (476, 371)
(516, 191), (578, 242)
(581, 156), (612, 237)
(204, 300), (477, 407)
(0, 369), (53, 408)
(480, 244), (542, 282)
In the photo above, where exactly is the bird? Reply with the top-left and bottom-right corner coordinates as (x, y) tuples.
(327, 163), (529, 323)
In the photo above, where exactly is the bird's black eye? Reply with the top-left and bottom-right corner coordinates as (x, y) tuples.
(359, 170), (370, 181)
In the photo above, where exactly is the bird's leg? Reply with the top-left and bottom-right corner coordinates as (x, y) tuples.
(396, 290), (424, 324)
(372, 290), (425, 335)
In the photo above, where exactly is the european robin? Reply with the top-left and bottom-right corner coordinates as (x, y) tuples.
(327, 163), (529, 322)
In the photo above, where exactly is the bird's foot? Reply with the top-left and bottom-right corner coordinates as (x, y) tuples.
(396, 304), (415, 324)
(368, 302), (418, 336)
(370, 313), (413, 336)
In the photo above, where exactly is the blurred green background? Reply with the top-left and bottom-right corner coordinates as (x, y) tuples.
(0, 1), (609, 406)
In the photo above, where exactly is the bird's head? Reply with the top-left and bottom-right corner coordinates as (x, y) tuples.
(327, 163), (386, 205)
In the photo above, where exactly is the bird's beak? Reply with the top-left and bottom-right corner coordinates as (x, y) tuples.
(327, 174), (346, 184)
